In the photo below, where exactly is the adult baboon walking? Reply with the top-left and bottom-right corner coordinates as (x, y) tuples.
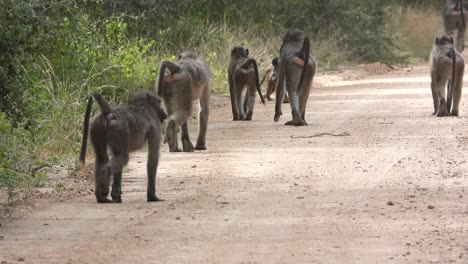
(443, 0), (468, 52)
(157, 52), (211, 152)
(228, 46), (266, 121)
(430, 35), (464, 117)
(260, 57), (289, 103)
(274, 30), (316, 126)
(79, 92), (167, 203)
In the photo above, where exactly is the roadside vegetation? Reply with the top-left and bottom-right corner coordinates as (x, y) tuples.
(0, 0), (443, 205)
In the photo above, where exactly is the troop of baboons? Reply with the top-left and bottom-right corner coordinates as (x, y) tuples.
(81, 1), (467, 203)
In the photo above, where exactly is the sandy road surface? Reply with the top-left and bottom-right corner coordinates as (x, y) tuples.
(1, 65), (468, 263)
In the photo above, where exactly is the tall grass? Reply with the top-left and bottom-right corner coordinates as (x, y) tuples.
(388, 6), (443, 60)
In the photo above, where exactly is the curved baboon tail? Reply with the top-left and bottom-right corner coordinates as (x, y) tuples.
(79, 96), (94, 164)
(93, 93), (112, 115)
(244, 58), (266, 105)
(157, 61), (182, 97)
(297, 36), (310, 93)
(448, 47), (457, 113)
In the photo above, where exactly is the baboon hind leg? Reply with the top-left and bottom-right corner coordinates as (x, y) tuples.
(107, 131), (129, 203)
(195, 84), (210, 150)
(244, 81), (257, 121)
(91, 128), (112, 203)
(430, 80), (439, 115)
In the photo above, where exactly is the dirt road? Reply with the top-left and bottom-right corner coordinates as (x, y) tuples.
(1, 65), (468, 263)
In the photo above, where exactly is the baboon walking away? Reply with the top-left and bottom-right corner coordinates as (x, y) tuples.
(274, 30), (316, 126)
(157, 52), (211, 152)
(260, 57), (289, 103)
(79, 92), (167, 203)
(443, 0), (468, 52)
(228, 46), (266, 121)
(430, 35), (464, 117)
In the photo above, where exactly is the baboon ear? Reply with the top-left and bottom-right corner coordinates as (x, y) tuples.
(246, 49), (249, 56)
(272, 57), (278, 66)
(435, 37), (439, 45)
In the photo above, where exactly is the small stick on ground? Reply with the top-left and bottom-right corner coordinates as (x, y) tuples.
(290, 132), (351, 139)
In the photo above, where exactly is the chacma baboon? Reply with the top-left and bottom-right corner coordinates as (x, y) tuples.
(443, 0), (468, 52)
(157, 52), (211, 152)
(260, 57), (289, 103)
(228, 46), (266, 121)
(79, 92), (167, 203)
(430, 35), (464, 117)
(274, 30), (316, 126)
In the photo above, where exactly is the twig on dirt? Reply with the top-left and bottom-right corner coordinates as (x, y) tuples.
(290, 132), (351, 139)
(378, 121), (394, 125)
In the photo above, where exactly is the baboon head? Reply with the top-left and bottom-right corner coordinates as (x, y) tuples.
(283, 29), (305, 44)
(231, 46), (249, 58)
(178, 52), (198, 60)
(435, 35), (454, 46)
(128, 93), (167, 122)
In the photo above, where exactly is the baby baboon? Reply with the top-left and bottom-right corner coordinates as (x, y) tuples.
(157, 52), (211, 152)
(430, 35), (465, 117)
(228, 46), (266, 121)
(443, 0), (467, 52)
(260, 57), (289, 103)
(274, 30), (316, 126)
(79, 92), (167, 203)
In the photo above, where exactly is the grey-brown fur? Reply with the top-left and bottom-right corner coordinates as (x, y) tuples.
(157, 52), (211, 152)
(430, 35), (464, 117)
(228, 46), (266, 121)
(443, 0), (467, 52)
(274, 30), (316, 126)
(79, 92), (167, 203)
(260, 57), (289, 103)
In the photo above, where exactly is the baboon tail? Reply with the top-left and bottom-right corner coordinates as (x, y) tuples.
(157, 61), (182, 97)
(297, 36), (310, 93)
(93, 93), (112, 115)
(79, 96), (94, 164)
(245, 58), (266, 105)
(448, 47), (457, 112)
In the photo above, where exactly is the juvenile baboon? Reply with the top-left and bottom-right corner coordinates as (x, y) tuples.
(157, 52), (211, 152)
(228, 46), (266, 121)
(274, 30), (316, 126)
(443, 0), (468, 52)
(79, 92), (167, 203)
(430, 35), (464, 117)
(260, 57), (289, 103)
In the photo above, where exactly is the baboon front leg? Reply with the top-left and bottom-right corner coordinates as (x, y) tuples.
(181, 122), (194, 152)
(266, 81), (275, 101)
(147, 128), (163, 202)
(195, 85), (209, 150)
